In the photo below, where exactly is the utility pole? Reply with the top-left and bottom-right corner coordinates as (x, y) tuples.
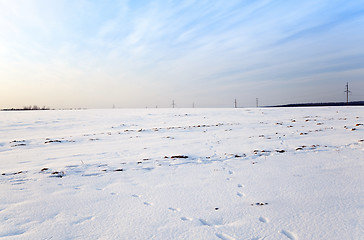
(344, 82), (351, 104)
(256, 98), (259, 108)
(172, 100), (175, 108)
(234, 99), (237, 108)
(192, 102), (195, 108)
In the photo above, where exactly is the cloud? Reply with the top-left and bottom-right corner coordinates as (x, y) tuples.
(0, 0), (364, 108)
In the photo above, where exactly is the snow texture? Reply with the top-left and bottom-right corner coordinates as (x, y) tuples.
(0, 107), (363, 239)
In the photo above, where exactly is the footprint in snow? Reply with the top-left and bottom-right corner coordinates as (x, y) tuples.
(144, 202), (153, 206)
(237, 184), (244, 188)
(199, 218), (212, 226)
(180, 216), (193, 221)
(281, 230), (297, 240)
(72, 216), (95, 225)
(132, 194), (141, 198)
(237, 191), (245, 197)
(215, 232), (236, 240)
(259, 216), (269, 223)
(168, 207), (181, 212)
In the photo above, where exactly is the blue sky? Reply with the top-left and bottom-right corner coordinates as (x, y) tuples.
(1, 0), (364, 108)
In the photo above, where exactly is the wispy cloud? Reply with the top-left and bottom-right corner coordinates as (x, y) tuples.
(0, 0), (364, 108)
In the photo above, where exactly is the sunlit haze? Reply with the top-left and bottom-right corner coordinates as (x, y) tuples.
(1, 0), (364, 109)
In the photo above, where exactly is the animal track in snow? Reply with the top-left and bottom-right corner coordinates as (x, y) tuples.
(281, 230), (297, 240)
(259, 216), (269, 223)
(216, 232), (236, 240)
(180, 216), (192, 221)
(237, 191), (245, 197)
(168, 207), (181, 212)
(199, 218), (212, 226)
(72, 216), (95, 225)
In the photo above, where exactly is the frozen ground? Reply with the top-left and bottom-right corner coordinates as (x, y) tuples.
(0, 107), (363, 239)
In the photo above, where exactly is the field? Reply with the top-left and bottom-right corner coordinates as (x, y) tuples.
(0, 107), (363, 239)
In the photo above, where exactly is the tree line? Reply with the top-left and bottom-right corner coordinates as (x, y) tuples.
(2, 105), (51, 111)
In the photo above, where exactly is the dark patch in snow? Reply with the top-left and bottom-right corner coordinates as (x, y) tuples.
(10, 140), (25, 143)
(171, 155), (188, 159)
(3, 171), (26, 176)
(11, 143), (26, 147)
(51, 171), (65, 178)
(45, 139), (62, 144)
(251, 202), (269, 206)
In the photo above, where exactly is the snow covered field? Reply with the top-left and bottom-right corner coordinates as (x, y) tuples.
(0, 107), (363, 240)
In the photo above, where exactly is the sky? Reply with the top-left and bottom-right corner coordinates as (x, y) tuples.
(1, 0), (364, 109)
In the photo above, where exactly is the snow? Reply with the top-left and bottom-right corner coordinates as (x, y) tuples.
(0, 107), (363, 239)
